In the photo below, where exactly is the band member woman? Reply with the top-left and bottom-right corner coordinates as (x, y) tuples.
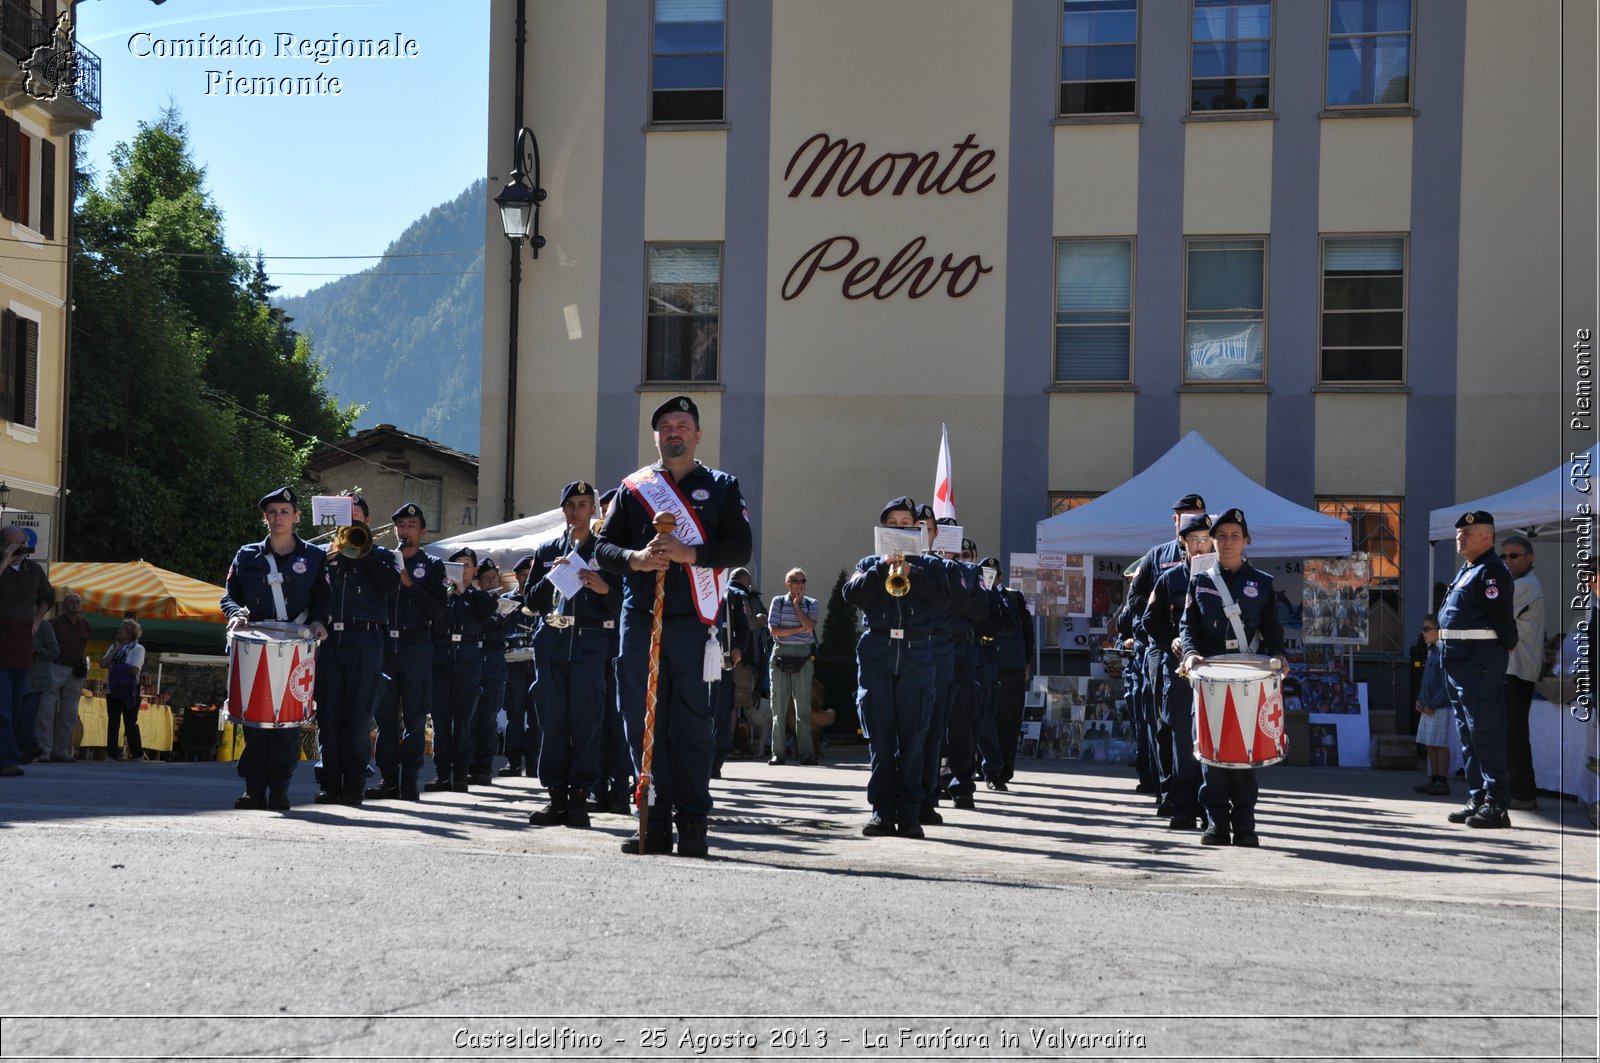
(220, 487), (328, 810)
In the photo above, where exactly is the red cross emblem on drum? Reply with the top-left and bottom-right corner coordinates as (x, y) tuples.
(288, 657), (315, 707)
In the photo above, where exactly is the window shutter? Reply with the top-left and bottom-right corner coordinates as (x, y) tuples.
(0, 310), (14, 422)
(39, 138), (53, 240)
(2, 118), (20, 224)
(20, 318), (35, 428)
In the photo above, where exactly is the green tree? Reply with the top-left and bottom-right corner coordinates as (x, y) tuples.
(67, 107), (355, 582)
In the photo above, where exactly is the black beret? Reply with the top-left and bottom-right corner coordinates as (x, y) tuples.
(1172, 492), (1207, 512)
(1178, 513), (1212, 537)
(392, 502), (425, 525)
(447, 547), (477, 564)
(979, 556), (999, 569)
(511, 554), (536, 572)
(341, 491), (369, 517)
(879, 496), (917, 524)
(1455, 510), (1495, 529)
(258, 486), (297, 510)
(914, 503), (935, 522)
(650, 395), (699, 429)
(961, 538), (977, 553)
(1210, 508), (1249, 538)
(935, 516), (958, 527)
(598, 487), (618, 507)
(559, 480), (596, 506)
(476, 557), (499, 574)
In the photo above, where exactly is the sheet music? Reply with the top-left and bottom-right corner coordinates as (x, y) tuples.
(1190, 552), (1220, 578)
(545, 549), (592, 600)
(873, 526), (925, 558)
(931, 524), (963, 553)
(981, 566), (998, 590)
(311, 495), (352, 526)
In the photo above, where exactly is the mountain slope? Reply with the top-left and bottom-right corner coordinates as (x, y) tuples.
(278, 179), (486, 454)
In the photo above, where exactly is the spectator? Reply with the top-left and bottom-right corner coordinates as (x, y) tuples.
(1499, 535), (1544, 810)
(36, 592), (91, 762)
(768, 567), (820, 765)
(0, 525), (53, 777)
(16, 615), (57, 763)
(101, 619), (146, 761)
(1412, 614), (1454, 796)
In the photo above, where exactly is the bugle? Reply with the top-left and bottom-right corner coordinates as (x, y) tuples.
(885, 554), (910, 597)
(331, 523), (372, 559)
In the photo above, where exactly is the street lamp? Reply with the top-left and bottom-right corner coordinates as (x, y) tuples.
(0, 481), (10, 517)
(493, 126), (546, 522)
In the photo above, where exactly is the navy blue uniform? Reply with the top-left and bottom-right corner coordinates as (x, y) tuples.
(1179, 562), (1286, 837)
(526, 529), (621, 801)
(595, 462), (752, 842)
(918, 556), (959, 815)
(471, 594), (513, 778)
(991, 588), (1033, 784)
(221, 536), (329, 803)
(430, 582), (496, 786)
(315, 545), (400, 801)
(500, 594), (539, 775)
(941, 559), (994, 802)
(1143, 562), (1202, 821)
(1130, 540), (1187, 806)
(1438, 550), (1518, 808)
(844, 554), (952, 827)
(372, 548), (446, 793)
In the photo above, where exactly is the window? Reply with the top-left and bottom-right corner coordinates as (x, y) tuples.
(1054, 239), (1132, 383)
(651, 0), (725, 124)
(410, 476), (443, 532)
(646, 244), (720, 382)
(1320, 236), (1405, 383)
(1326, 0), (1413, 108)
(1, 308), (38, 428)
(0, 113), (55, 239)
(1191, 0), (1271, 112)
(1316, 497), (1403, 654)
(1060, 0), (1138, 115)
(1184, 238), (1265, 382)
(1048, 491), (1103, 516)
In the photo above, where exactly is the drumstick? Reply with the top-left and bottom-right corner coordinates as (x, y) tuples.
(637, 511), (677, 853)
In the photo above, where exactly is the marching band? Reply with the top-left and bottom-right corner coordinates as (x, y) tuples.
(220, 408), (1320, 854)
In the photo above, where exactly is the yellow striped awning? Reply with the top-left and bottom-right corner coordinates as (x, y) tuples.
(50, 561), (226, 623)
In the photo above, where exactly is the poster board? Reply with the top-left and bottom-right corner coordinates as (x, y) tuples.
(1302, 555), (1371, 645)
(1009, 552), (1091, 618)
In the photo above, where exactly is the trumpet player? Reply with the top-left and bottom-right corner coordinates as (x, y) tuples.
(367, 502), (446, 803)
(314, 492), (400, 806)
(842, 496), (951, 838)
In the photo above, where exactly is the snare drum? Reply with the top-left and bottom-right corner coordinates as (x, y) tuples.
(227, 622), (318, 728)
(1189, 654), (1286, 768)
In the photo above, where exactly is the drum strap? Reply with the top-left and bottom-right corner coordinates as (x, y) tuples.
(263, 551), (308, 625)
(1206, 571), (1257, 654)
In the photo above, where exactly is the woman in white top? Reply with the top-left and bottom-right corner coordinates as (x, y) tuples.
(101, 619), (146, 761)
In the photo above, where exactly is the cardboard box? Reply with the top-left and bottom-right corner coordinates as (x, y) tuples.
(1283, 710), (1310, 767)
(1367, 709), (1397, 735)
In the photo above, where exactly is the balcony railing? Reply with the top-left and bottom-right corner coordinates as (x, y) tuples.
(0, 0), (102, 119)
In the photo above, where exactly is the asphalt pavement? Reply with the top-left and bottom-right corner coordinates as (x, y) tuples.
(1, 746), (1595, 1062)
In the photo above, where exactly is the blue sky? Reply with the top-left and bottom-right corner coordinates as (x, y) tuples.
(76, 1), (489, 298)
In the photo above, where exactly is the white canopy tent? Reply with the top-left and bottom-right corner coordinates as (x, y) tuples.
(1427, 442), (1599, 542)
(1035, 431), (1353, 557)
(424, 509), (567, 570)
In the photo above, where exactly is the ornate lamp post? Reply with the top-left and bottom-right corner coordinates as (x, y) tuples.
(492, 127), (545, 523)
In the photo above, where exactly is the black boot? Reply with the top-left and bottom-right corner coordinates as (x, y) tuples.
(400, 776), (421, 801)
(676, 815), (709, 858)
(566, 787), (591, 829)
(364, 780), (400, 800)
(423, 773), (454, 793)
(527, 792), (569, 826)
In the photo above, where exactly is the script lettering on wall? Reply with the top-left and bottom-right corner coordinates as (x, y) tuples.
(780, 132), (997, 302)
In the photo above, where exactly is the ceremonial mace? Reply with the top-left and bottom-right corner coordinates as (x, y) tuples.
(637, 510), (677, 852)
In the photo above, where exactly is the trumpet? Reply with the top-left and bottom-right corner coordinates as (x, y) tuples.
(885, 554), (911, 597)
(331, 523), (372, 559)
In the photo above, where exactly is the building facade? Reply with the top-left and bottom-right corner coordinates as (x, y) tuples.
(0, 0), (100, 561)
(481, 0), (1592, 654)
(305, 424), (480, 541)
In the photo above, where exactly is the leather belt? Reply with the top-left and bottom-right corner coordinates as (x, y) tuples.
(1439, 628), (1498, 640)
(868, 626), (933, 641)
(332, 621), (381, 632)
(545, 615), (616, 630)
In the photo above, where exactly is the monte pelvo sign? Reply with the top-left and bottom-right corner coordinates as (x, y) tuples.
(780, 132), (996, 301)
